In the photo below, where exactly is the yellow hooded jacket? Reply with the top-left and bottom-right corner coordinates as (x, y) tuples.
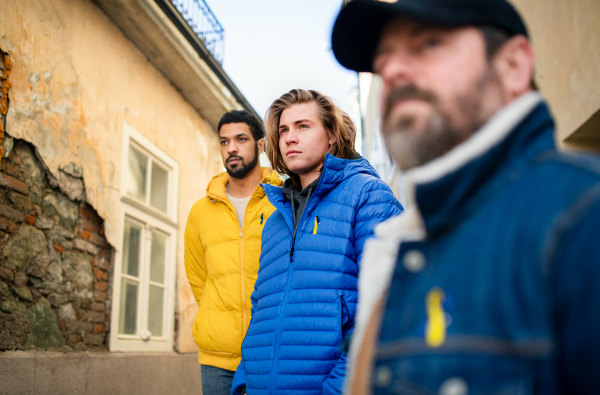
(184, 168), (282, 371)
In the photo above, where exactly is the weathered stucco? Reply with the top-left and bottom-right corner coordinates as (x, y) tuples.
(0, 0), (224, 352)
(511, 0), (600, 146)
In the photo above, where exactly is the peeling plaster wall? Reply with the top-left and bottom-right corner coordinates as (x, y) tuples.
(0, 0), (223, 352)
(511, 0), (600, 144)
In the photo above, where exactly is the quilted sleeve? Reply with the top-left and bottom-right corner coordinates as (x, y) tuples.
(183, 203), (207, 305)
(552, 193), (600, 393)
(354, 178), (403, 267)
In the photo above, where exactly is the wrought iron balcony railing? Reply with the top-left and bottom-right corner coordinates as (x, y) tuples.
(170, 0), (225, 64)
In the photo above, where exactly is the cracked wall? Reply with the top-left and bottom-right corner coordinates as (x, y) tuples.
(0, 0), (224, 352)
(0, 136), (113, 351)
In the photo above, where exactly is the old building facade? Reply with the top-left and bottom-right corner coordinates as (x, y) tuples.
(0, 0), (257, 392)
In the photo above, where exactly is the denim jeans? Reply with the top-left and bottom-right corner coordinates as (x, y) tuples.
(201, 365), (235, 395)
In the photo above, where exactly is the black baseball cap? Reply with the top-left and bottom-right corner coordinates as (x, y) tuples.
(332, 0), (529, 73)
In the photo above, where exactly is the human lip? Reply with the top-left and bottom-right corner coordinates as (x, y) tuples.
(227, 157), (241, 164)
(285, 150), (301, 157)
(389, 97), (426, 112)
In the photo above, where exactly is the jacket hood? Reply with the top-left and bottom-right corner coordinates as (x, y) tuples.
(263, 153), (380, 210)
(206, 168), (283, 203)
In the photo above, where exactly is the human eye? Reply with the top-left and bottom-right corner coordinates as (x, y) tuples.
(279, 128), (288, 135)
(419, 34), (443, 50)
(299, 124), (308, 129)
(239, 137), (247, 142)
(220, 140), (228, 146)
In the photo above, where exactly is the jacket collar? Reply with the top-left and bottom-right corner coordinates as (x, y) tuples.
(374, 92), (555, 241)
(263, 153), (380, 229)
(206, 167), (282, 204)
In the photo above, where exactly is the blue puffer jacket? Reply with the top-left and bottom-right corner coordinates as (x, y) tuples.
(231, 154), (403, 395)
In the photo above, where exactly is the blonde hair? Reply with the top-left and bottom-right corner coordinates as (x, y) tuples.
(265, 89), (357, 189)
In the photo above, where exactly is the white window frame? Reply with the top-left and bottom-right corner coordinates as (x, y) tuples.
(110, 122), (179, 352)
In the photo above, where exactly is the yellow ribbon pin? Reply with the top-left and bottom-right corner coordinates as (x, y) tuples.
(425, 287), (446, 348)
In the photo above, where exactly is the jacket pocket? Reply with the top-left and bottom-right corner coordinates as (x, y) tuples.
(338, 292), (350, 341)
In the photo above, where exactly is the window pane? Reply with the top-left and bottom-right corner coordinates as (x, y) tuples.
(122, 221), (141, 277)
(150, 232), (166, 284)
(148, 285), (164, 337)
(150, 163), (168, 213)
(119, 280), (138, 335)
(127, 146), (148, 201)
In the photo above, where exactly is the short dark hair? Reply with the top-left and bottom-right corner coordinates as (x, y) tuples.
(217, 110), (265, 142)
(480, 25), (537, 90)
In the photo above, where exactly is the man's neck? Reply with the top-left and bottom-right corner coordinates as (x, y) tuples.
(299, 170), (321, 190)
(227, 165), (263, 198)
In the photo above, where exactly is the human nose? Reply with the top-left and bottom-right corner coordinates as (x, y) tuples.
(284, 129), (298, 145)
(378, 51), (416, 92)
(227, 141), (238, 155)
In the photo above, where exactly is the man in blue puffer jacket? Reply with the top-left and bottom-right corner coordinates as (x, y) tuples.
(231, 89), (403, 395)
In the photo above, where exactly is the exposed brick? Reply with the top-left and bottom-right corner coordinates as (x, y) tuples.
(2, 160), (21, 178)
(97, 256), (109, 271)
(54, 244), (63, 253)
(0, 172), (29, 195)
(81, 230), (90, 239)
(25, 214), (36, 225)
(83, 311), (105, 323)
(94, 291), (107, 302)
(91, 302), (104, 312)
(81, 219), (100, 233)
(88, 232), (109, 248)
(10, 154), (22, 166)
(93, 324), (105, 333)
(68, 334), (82, 343)
(0, 216), (8, 230)
(93, 268), (108, 282)
(84, 333), (105, 346)
(79, 206), (91, 219)
(94, 282), (108, 292)
(73, 238), (99, 255)
(0, 204), (25, 222)
(69, 321), (93, 333)
(99, 248), (111, 261)
(7, 223), (17, 234)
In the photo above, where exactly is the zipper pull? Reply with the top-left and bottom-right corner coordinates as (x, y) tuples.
(240, 229), (243, 238)
(313, 216), (320, 234)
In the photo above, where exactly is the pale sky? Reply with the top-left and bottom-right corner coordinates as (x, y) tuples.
(208, 0), (359, 120)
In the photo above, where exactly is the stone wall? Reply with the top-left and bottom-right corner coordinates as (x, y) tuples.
(0, 136), (114, 351)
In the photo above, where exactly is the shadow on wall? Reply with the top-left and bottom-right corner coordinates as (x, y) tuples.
(0, 135), (115, 352)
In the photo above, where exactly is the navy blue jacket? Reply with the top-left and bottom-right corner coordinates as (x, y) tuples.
(372, 96), (600, 394)
(232, 154), (403, 395)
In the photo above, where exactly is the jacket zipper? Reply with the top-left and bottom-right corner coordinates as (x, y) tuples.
(268, 192), (318, 394)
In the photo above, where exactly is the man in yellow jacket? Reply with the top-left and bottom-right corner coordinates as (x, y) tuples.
(184, 110), (282, 395)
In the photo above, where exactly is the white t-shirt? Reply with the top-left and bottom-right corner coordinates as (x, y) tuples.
(226, 191), (252, 228)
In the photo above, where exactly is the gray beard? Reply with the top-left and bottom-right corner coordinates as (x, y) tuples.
(382, 66), (502, 171)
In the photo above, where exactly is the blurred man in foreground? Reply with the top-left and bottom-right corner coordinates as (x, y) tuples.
(184, 110), (281, 395)
(332, 0), (600, 393)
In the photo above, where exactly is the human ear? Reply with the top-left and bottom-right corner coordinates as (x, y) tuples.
(491, 35), (535, 100)
(257, 138), (265, 154)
